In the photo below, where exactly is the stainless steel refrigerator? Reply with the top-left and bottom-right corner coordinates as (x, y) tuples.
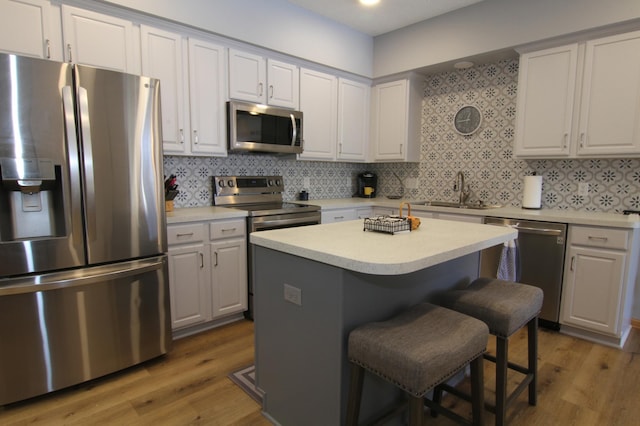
(0, 53), (170, 405)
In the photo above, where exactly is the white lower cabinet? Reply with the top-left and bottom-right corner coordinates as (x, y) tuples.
(168, 218), (247, 333)
(560, 225), (638, 346)
(321, 208), (358, 224)
(167, 223), (210, 329)
(209, 220), (247, 318)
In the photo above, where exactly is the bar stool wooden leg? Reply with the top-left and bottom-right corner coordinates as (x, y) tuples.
(470, 355), (485, 426)
(409, 395), (424, 426)
(528, 318), (538, 406)
(495, 336), (508, 426)
(346, 364), (365, 426)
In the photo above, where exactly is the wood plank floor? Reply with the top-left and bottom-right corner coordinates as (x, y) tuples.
(1, 320), (638, 425)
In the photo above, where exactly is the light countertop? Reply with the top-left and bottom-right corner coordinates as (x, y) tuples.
(166, 206), (247, 224)
(166, 198), (640, 228)
(250, 218), (517, 275)
(299, 198), (640, 229)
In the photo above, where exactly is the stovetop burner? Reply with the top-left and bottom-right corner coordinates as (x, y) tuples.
(212, 175), (320, 216)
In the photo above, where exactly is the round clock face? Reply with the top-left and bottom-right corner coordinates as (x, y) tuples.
(454, 105), (482, 135)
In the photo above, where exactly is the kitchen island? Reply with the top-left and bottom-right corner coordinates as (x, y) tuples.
(251, 218), (516, 425)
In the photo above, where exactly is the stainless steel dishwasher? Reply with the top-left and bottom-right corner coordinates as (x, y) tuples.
(480, 217), (567, 329)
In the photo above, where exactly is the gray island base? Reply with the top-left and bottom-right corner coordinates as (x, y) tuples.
(251, 219), (516, 425)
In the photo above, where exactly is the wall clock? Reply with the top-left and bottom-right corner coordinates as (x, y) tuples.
(454, 105), (482, 135)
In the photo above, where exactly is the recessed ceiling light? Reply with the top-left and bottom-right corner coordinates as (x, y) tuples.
(359, 0), (380, 6)
(454, 61), (474, 69)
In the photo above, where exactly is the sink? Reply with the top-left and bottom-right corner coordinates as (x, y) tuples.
(419, 200), (502, 210)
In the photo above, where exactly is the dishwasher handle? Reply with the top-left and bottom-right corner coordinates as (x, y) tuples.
(510, 225), (564, 236)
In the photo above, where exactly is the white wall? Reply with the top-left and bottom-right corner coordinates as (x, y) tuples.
(100, 0), (374, 77)
(374, 0), (640, 78)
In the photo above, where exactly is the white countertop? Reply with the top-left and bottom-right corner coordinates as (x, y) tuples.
(299, 198), (640, 229)
(166, 198), (640, 228)
(250, 218), (517, 275)
(166, 206), (247, 224)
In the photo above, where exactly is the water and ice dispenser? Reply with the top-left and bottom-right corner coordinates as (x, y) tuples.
(0, 157), (63, 240)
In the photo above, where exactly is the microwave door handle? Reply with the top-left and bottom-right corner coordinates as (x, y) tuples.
(290, 113), (297, 146)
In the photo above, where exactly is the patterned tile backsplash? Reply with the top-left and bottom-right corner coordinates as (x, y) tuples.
(164, 58), (640, 213)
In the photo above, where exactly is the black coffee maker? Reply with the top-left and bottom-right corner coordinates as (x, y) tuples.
(357, 171), (377, 198)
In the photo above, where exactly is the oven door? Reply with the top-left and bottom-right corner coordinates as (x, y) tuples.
(246, 211), (320, 319)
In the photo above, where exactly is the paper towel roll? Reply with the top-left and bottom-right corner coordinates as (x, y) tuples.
(522, 175), (542, 209)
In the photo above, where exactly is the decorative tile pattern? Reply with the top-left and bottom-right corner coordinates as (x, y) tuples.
(163, 154), (365, 207)
(375, 59), (640, 213)
(164, 58), (640, 213)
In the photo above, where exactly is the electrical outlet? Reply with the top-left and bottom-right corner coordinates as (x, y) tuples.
(578, 182), (589, 197)
(405, 178), (418, 189)
(284, 284), (302, 306)
(303, 177), (311, 188)
(345, 177), (351, 186)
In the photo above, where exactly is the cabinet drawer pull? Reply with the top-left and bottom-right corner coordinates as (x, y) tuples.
(46, 39), (51, 59)
(214, 252), (218, 267)
(334, 216), (344, 220)
(176, 232), (194, 237)
(269, 85), (274, 99)
(221, 228), (237, 232)
(200, 252), (204, 268)
(570, 255), (575, 271)
(179, 128), (184, 144)
(588, 236), (608, 242)
(258, 82), (264, 97)
(193, 129), (198, 144)
(67, 43), (72, 62)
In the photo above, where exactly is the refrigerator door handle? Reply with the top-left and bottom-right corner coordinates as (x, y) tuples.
(77, 86), (96, 237)
(62, 85), (83, 236)
(0, 256), (166, 296)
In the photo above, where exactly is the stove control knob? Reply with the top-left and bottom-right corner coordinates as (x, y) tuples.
(275, 179), (281, 186)
(227, 180), (235, 187)
(218, 180), (225, 188)
(267, 179), (274, 186)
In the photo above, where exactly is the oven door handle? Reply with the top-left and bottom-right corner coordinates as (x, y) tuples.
(252, 215), (319, 231)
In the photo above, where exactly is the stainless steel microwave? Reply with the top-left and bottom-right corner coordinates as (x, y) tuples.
(227, 101), (303, 154)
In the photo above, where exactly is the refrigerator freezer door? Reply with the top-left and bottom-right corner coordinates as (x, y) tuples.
(0, 255), (171, 405)
(75, 65), (166, 265)
(0, 53), (86, 276)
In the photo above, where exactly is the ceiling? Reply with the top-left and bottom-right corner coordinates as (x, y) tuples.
(287, 0), (484, 36)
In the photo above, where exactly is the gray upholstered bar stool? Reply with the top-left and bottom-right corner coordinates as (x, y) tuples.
(436, 277), (544, 426)
(346, 302), (489, 426)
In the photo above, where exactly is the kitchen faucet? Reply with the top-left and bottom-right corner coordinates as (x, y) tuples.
(454, 171), (470, 205)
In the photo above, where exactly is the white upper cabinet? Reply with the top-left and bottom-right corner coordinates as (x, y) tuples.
(187, 38), (227, 156)
(61, 5), (139, 74)
(140, 25), (188, 153)
(228, 49), (299, 109)
(141, 25), (227, 156)
(298, 68), (338, 160)
(577, 31), (640, 156)
(515, 30), (640, 158)
(0, 0), (62, 60)
(370, 76), (421, 162)
(515, 44), (578, 157)
(337, 78), (370, 161)
(267, 59), (299, 109)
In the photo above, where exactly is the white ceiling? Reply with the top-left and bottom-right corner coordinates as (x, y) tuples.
(287, 0), (484, 36)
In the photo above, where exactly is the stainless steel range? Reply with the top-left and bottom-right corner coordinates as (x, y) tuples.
(213, 176), (321, 318)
